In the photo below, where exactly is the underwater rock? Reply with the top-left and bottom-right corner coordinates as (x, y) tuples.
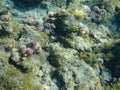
(91, 24), (112, 43)
(71, 36), (92, 51)
(22, 17), (43, 32)
(43, 23), (56, 35)
(48, 43), (102, 90)
(0, 0), (120, 90)
(45, 9), (74, 35)
(87, 6), (111, 24)
(1, 22), (13, 33)
(0, 7), (13, 34)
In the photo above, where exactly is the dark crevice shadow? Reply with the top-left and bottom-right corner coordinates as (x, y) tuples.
(103, 41), (120, 78)
(51, 69), (65, 89)
(0, 31), (9, 38)
(9, 57), (28, 73)
(10, 0), (46, 13)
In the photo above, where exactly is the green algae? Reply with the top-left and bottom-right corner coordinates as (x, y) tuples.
(104, 52), (113, 63)
(34, 84), (46, 90)
(0, 64), (37, 90)
(22, 74), (34, 90)
(0, 18), (23, 39)
(84, 53), (97, 63)
(68, 25), (79, 33)
(58, 36), (74, 48)
(0, 0), (120, 90)
(106, 78), (120, 90)
(73, 9), (85, 20)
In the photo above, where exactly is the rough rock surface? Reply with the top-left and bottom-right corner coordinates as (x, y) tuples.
(0, 0), (120, 90)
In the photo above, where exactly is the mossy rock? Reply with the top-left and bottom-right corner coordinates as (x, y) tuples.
(0, 61), (38, 90)
(105, 78), (120, 90)
(0, 20), (23, 39)
(84, 53), (97, 63)
(73, 10), (85, 20)
(58, 36), (74, 48)
(47, 50), (66, 67)
(67, 25), (79, 33)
